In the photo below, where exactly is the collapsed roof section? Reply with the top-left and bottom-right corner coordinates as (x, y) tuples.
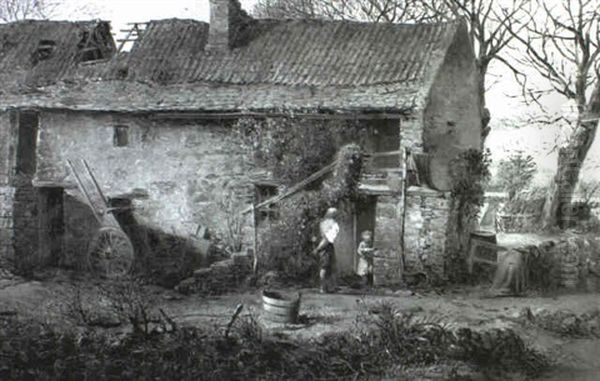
(0, 0), (469, 113)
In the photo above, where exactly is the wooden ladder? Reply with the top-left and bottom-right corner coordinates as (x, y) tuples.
(116, 22), (148, 52)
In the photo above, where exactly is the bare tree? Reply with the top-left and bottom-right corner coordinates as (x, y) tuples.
(508, 0), (600, 229)
(253, 0), (445, 23)
(252, 0), (530, 141)
(0, 0), (58, 22)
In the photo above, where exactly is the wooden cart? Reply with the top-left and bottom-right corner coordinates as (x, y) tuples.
(67, 159), (134, 279)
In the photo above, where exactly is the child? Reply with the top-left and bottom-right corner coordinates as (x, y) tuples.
(356, 230), (374, 287)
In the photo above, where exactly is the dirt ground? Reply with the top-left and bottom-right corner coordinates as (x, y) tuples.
(1, 270), (599, 380)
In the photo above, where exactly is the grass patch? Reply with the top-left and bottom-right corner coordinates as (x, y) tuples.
(0, 301), (550, 380)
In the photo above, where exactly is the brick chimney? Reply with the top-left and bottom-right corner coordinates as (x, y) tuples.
(207, 0), (251, 51)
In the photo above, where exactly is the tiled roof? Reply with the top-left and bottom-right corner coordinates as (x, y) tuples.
(1, 16), (467, 112)
(0, 20), (113, 91)
(120, 18), (458, 87)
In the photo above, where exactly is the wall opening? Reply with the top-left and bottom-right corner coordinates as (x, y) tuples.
(38, 187), (64, 266)
(361, 119), (401, 175)
(113, 125), (129, 147)
(16, 110), (39, 176)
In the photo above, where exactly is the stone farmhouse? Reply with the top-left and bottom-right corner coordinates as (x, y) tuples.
(0, 0), (482, 285)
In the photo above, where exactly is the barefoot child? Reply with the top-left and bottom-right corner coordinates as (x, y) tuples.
(356, 230), (374, 287)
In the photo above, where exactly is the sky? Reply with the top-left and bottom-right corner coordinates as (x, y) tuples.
(57, 0), (256, 29)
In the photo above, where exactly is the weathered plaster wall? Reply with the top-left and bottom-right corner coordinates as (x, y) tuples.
(35, 111), (260, 265)
(423, 26), (482, 189)
(404, 186), (452, 281)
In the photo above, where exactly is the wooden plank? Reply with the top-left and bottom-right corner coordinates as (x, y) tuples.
(369, 150), (402, 157)
(67, 159), (102, 224)
(82, 159), (108, 205)
(241, 160), (338, 214)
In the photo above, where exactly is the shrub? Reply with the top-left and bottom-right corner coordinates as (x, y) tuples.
(0, 300), (550, 381)
(495, 151), (537, 201)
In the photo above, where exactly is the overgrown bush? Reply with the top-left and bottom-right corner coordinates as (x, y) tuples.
(0, 301), (550, 380)
(257, 144), (364, 283)
(497, 187), (547, 232)
(62, 279), (175, 334)
(521, 308), (600, 338)
(233, 116), (365, 185)
(450, 148), (492, 229)
(447, 149), (491, 281)
(232, 116), (367, 283)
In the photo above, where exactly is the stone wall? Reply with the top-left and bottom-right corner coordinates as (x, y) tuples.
(0, 186), (15, 267)
(175, 252), (252, 295)
(35, 111), (261, 256)
(11, 176), (41, 274)
(523, 235), (600, 292)
(0, 111), (16, 186)
(403, 186), (453, 282)
(373, 195), (404, 286)
(0, 111), (16, 268)
(399, 114), (424, 154)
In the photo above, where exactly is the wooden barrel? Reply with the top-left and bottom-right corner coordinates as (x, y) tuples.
(262, 290), (301, 324)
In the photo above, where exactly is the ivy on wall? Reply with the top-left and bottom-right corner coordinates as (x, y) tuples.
(232, 116), (365, 282)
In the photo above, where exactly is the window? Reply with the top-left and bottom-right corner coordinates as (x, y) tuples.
(254, 184), (279, 224)
(32, 40), (56, 64)
(113, 125), (129, 147)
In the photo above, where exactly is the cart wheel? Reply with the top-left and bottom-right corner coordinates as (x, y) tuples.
(88, 226), (134, 279)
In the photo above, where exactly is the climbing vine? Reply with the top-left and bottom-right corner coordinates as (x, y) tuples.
(445, 148), (491, 283)
(232, 116), (365, 283)
(233, 116), (366, 185)
(449, 148), (492, 228)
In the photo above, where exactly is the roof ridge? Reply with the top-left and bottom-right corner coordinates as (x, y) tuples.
(252, 17), (463, 28)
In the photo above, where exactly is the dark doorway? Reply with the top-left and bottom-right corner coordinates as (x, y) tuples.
(16, 111), (39, 176)
(38, 187), (64, 266)
(354, 196), (377, 271)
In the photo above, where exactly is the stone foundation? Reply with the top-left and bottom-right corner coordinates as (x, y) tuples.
(0, 186), (15, 268)
(404, 186), (453, 281)
(175, 252), (252, 295)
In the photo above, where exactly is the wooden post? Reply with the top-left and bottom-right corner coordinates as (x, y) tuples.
(251, 203), (258, 274)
